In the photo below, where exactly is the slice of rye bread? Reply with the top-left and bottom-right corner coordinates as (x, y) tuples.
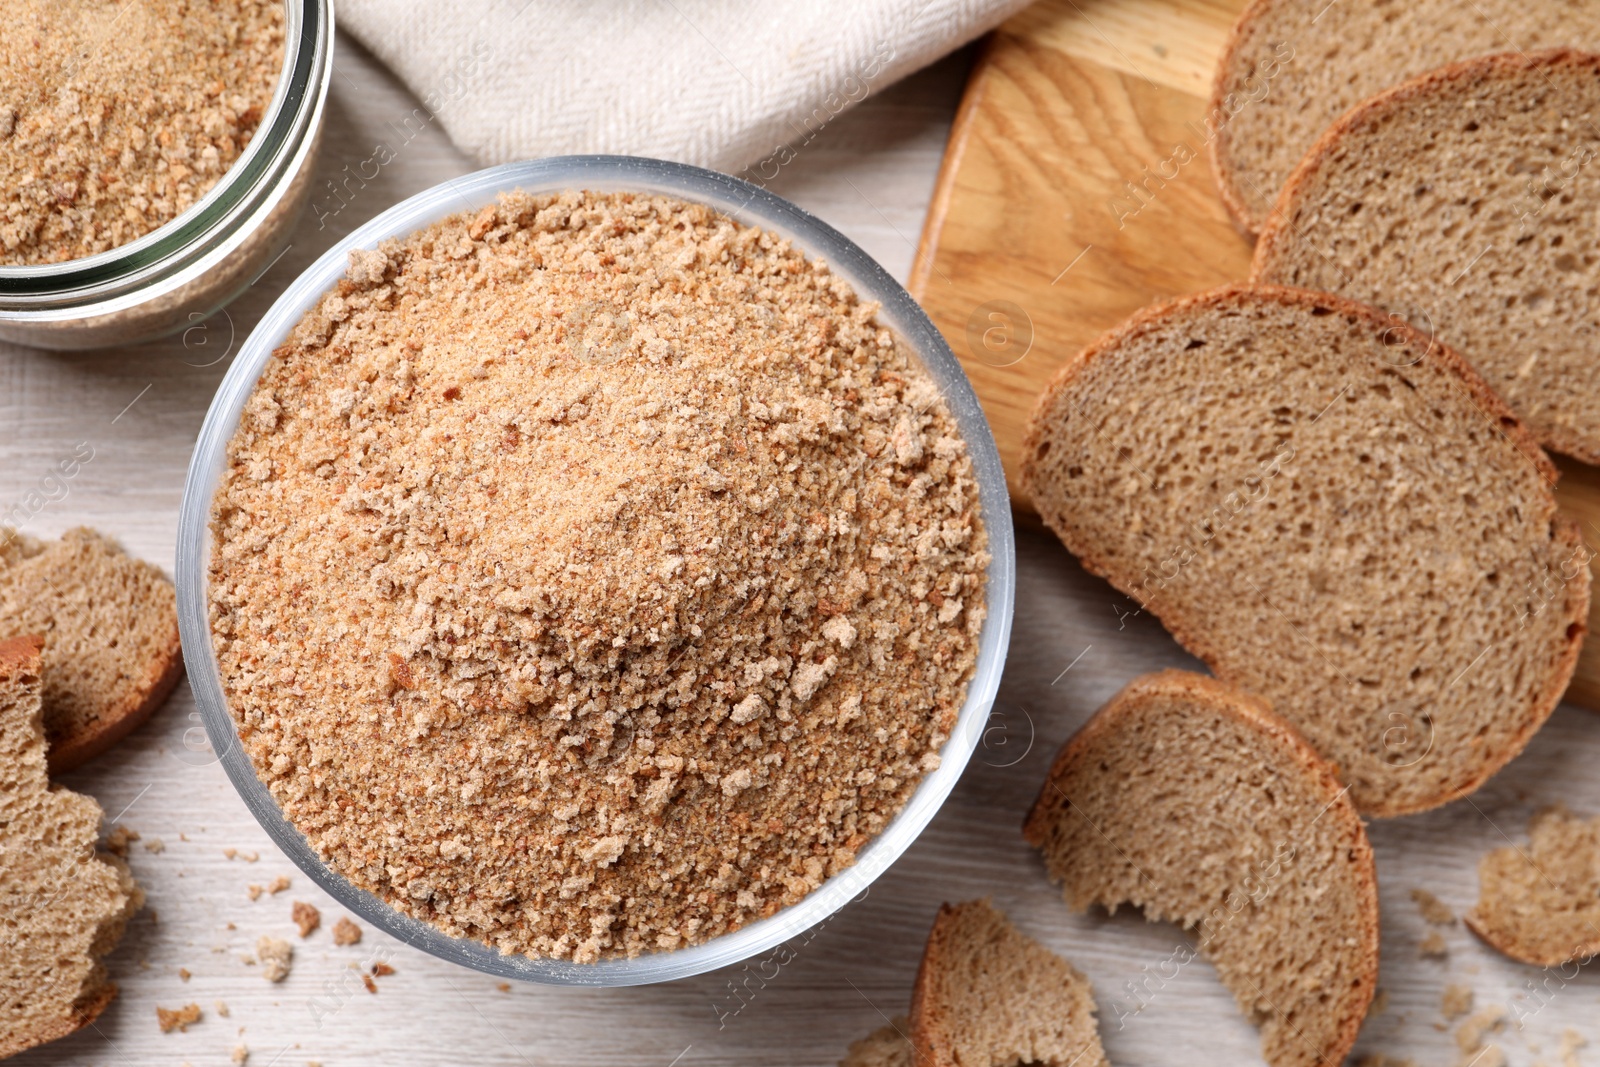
(839, 1018), (913, 1067)
(1022, 671), (1378, 1067)
(1465, 805), (1600, 967)
(0, 634), (143, 1059)
(909, 899), (1109, 1067)
(1020, 284), (1588, 817)
(0, 527), (183, 771)
(1209, 0), (1600, 236)
(1251, 50), (1600, 462)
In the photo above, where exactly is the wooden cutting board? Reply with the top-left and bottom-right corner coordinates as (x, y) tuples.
(908, 0), (1600, 710)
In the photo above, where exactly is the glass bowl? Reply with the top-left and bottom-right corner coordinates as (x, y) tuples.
(0, 0), (332, 351)
(175, 156), (1017, 985)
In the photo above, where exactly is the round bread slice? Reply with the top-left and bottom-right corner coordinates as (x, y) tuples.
(1210, 1), (1600, 236)
(1023, 670), (1378, 1067)
(1465, 805), (1600, 967)
(0, 527), (183, 771)
(0, 634), (144, 1059)
(1251, 50), (1600, 462)
(1021, 284), (1588, 816)
(909, 899), (1108, 1067)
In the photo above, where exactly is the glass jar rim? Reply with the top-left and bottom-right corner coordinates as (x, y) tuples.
(0, 0), (330, 308)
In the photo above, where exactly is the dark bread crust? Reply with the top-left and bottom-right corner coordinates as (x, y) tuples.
(1463, 908), (1600, 968)
(1022, 670), (1379, 1067)
(1252, 49), (1600, 464)
(908, 902), (962, 1067)
(1206, 0), (1283, 237)
(1020, 284), (1588, 816)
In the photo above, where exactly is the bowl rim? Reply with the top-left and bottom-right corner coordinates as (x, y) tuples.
(175, 155), (1017, 986)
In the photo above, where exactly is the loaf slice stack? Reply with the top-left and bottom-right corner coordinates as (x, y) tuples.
(1252, 50), (1600, 463)
(1022, 284), (1588, 816)
(1466, 805), (1600, 967)
(0, 527), (183, 771)
(1210, 0), (1600, 236)
(910, 899), (1108, 1067)
(1023, 670), (1378, 1067)
(0, 634), (143, 1059)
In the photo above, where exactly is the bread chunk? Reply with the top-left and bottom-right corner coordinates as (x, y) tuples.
(1023, 671), (1378, 1067)
(910, 899), (1108, 1067)
(0, 527), (182, 770)
(0, 634), (143, 1058)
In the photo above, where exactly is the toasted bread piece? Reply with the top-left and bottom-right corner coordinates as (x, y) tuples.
(909, 899), (1108, 1067)
(1022, 284), (1587, 816)
(1466, 805), (1600, 967)
(1210, 0), (1600, 236)
(0, 634), (143, 1059)
(1252, 50), (1600, 462)
(0, 527), (182, 771)
(1024, 671), (1378, 1067)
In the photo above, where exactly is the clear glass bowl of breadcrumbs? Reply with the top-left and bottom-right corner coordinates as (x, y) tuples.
(0, 0), (331, 350)
(176, 156), (1016, 985)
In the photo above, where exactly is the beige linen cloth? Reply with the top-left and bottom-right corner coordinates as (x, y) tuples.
(338, 0), (1031, 174)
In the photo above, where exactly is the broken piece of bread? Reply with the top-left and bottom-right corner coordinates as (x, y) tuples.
(1466, 805), (1600, 966)
(910, 899), (1108, 1067)
(0, 634), (144, 1058)
(1024, 670), (1378, 1067)
(0, 527), (183, 771)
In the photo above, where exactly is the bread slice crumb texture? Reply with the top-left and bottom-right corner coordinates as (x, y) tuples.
(1021, 284), (1588, 816)
(1023, 670), (1378, 1067)
(1210, 0), (1600, 235)
(0, 634), (143, 1059)
(1466, 804), (1600, 966)
(1252, 50), (1600, 463)
(0, 527), (183, 771)
(910, 899), (1108, 1067)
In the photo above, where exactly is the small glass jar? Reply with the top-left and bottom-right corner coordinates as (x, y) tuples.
(0, 0), (332, 351)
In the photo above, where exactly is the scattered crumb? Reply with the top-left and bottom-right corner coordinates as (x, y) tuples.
(180, 832), (190, 842)
(268, 875), (291, 895)
(497, 982), (511, 993)
(143, 837), (166, 853)
(1561, 1029), (1587, 1067)
(1412, 888), (1457, 925)
(242, 851), (259, 862)
(215, 1000), (230, 1018)
(362, 974), (378, 994)
(156, 1003), (202, 1033)
(292, 901), (321, 938)
(226, 922), (237, 931)
(1371, 989), (1390, 1016)
(331, 917), (361, 946)
(138, 957), (151, 970)
(257, 936), (292, 982)
(224, 848), (237, 860)
(371, 962), (394, 977)
(178, 967), (191, 982)
(1420, 931), (1449, 958)
(247, 884), (263, 901)
(1457, 1006), (1507, 1054)
(106, 825), (140, 857)
(232, 1044), (249, 1065)
(1442, 984), (1474, 1020)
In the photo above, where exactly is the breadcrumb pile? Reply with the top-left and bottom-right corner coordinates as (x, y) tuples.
(209, 191), (988, 961)
(0, 0), (284, 264)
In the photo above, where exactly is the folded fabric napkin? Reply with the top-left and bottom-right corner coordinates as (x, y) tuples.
(338, 0), (1030, 175)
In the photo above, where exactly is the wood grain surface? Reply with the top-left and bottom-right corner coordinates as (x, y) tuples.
(4, 20), (1600, 1067)
(908, 0), (1600, 711)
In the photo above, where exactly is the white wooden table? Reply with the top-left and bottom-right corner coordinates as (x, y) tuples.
(7, 30), (1600, 1067)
